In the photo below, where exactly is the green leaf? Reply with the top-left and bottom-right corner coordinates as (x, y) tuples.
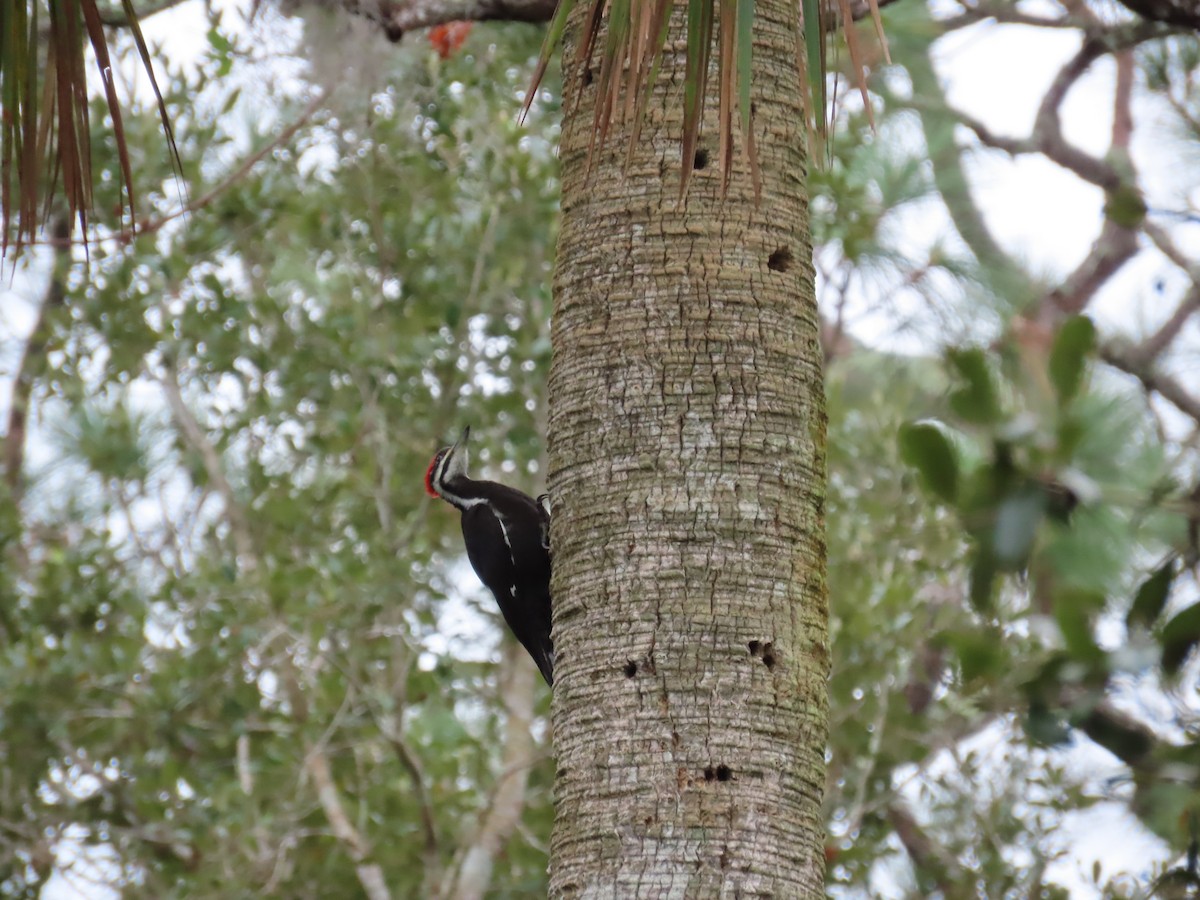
(208, 26), (234, 77)
(736, 0), (753, 143)
(947, 348), (1002, 424)
(898, 422), (958, 503)
(944, 627), (1006, 683)
(969, 551), (997, 614)
(801, 0), (825, 142)
(717, 0), (736, 190)
(1052, 588), (1105, 664)
(1048, 316), (1095, 405)
(1127, 559), (1176, 630)
(1160, 601), (1200, 675)
(207, 26), (233, 56)
(991, 488), (1045, 569)
(523, 0), (575, 124)
(1025, 702), (1072, 747)
(680, 0), (714, 195)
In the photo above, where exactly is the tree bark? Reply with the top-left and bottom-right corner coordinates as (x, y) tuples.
(546, 1), (829, 896)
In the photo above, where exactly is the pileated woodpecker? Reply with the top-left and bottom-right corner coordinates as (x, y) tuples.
(425, 427), (554, 685)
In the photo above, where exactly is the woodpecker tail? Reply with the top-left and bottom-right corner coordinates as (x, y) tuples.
(532, 641), (555, 686)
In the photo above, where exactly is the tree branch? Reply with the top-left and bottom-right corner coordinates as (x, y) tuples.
(444, 641), (538, 900)
(4, 214), (70, 504)
(1032, 23), (1178, 186)
(157, 364), (258, 565)
(1035, 43), (1123, 190)
(302, 0), (903, 41)
(1041, 219), (1141, 323)
(96, 0), (194, 26)
(378, 715), (441, 877)
(1114, 0), (1200, 30)
(1079, 700), (1159, 771)
(306, 749), (392, 900)
(1147, 220), (1200, 274)
(939, 3), (1081, 31)
(948, 22), (1177, 192)
(1137, 284), (1200, 365)
(1112, 48), (1134, 152)
(887, 800), (967, 895)
(897, 43), (1033, 300)
(1101, 338), (1200, 425)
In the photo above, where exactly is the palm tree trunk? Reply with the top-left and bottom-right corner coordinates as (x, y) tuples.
(546, 0), (830, 895)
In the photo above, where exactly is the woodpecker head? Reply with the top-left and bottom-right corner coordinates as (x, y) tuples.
(425, 426), (471, 500)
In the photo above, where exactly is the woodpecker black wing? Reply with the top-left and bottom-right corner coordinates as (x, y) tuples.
(460, 490), (554, 685)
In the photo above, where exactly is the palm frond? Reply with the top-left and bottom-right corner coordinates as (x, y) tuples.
(0, 0), (181, 256)
(623, 0), (671, 159)
(835, 0), (873, 128)
(800, 0), (827, 153)
(865, 0), (891, 65)
(119, 0), (184, 185)
(522, 0), (577, 122)
(526, 0), (887, 194)
(680, 0), (714, 196)
(735, 0), (758, 194)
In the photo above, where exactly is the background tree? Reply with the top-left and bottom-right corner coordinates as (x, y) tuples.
(1, 0), (1199, 897)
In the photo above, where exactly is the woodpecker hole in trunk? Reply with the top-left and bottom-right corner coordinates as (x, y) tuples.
(693, 148), (710, 171)
(767, 247), (793, 272)
(583, 67), (594, 86)
(623, 660), (638, 678)
(716, 765), (732, 782)
(750, 640), (777, 669)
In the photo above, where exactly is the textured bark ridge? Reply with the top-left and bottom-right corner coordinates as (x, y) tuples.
(546, 2), (829, 897)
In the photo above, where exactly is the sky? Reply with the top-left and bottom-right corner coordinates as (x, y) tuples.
(6, 0), (1199, 896)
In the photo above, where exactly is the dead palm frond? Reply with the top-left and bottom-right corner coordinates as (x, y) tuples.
(525, 0), (888, 195)
(0, 0), (179, 256)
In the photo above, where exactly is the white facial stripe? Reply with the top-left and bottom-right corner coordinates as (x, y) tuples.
(437, 487), (486, 508)
(434, 449), (453, 488)
(432, 443), (470, 499)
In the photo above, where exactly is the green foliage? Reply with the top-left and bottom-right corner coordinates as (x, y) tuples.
(898, 421), (958, 503)
(1049, 315), (1096, 406)
(1129, 560), (1177, 631)
(828, 304), (1193, 894)
(894, 317), (1199, 860)
(946, 346), (1002, 425)
(5, 3), (1199, 898)
(0, 14), (559, 898)
(1161, 601), (1200, 676)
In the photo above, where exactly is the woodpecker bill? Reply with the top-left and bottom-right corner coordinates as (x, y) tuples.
(425, 427), (554, 685)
